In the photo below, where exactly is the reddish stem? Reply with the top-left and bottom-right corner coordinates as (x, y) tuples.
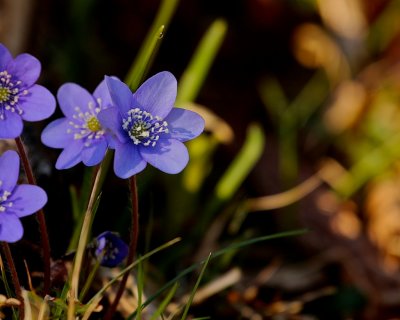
(104, 175), (139, 320)
(15, 137), (51, 295)
(1, 242), (24, 318)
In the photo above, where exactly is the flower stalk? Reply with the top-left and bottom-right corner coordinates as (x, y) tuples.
(104, 175), (139, 320)
(15, 137), (51, 296)
(1, 242), (24, 319)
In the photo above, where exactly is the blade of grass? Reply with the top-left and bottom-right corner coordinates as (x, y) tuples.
(136, 257), (145, 320)
(180, 253), (212, 320)
(86, 238), (181, 306)
(149, 283), (179, 320)
(176, 19), (228, 105)
(214, 123), (265, 201)
(128, 229), (307, 319)
(125, 0), (180, 90)
(0, 254), (18, 320)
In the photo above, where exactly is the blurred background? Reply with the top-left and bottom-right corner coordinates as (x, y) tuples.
(3, 0), (400, 319)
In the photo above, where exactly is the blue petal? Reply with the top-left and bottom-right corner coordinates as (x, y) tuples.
(20, 84), (56, 121)
(133, 71), (177, 119)
(0, 112), (23, 138)
(0, 44), (12, 70)
(93, 78), (114, 109)
(139, 139), (189, 174)
(55, 142), (83, 169)
(105, 76), (134, 116)
(114, 142), (146, 178)
(0, 213), (23, 243)
(97, 107), (127, 144)
(164, 108), (205, 142)
(41, 118), (74, 148)
(8, 185), (47, 217)
(82, 139), (108, 166)
(57, 83), (96, 119)
(0, 150), (19, 191)
(8, 53), (41, 87)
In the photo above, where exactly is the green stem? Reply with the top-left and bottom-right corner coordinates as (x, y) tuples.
(104, 175), (139, 320)
(15, 137), (51, 296)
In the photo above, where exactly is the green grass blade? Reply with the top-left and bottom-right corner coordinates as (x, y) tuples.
(180, 253), (212, 320)
(86, 238), (181, 306)
(177, 19), (228, 105)
(125, 0), (180, 90)
(215, 123), (265, 200)
(136, 257), (145, 320)
(149, 283), (178, 320)
(129, 229), (307, 318)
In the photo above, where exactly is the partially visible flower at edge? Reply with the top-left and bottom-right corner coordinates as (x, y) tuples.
(98, 71), (205, 178)
(0, 43), (56, 139)
(93, 231), (129, 267)
(41, 79), (114, 169)
(0, 150), (47, 242)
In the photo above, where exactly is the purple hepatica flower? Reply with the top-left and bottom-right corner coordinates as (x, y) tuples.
(0, 43), (56, 139)
(0, 150), (47, 242)
(94, 231), (128, 267)
(41, 79), (114, 169)
(98, 71), (205, 178)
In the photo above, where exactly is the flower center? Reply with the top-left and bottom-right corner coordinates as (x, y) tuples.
(0, 87), (11, 103)
(0, 70), (28, 120)
(0, 186), (13, 213)
(122, 108), (169, 147)
(87, 116), (102, 132)
(67, 101), (105, 147)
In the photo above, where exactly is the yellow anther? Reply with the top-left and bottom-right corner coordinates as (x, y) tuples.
(87, 116), (101, 132)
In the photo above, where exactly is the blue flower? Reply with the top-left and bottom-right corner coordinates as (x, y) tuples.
(98, 72), (205, 178)
(0, 44), (56, 138)
(0, 150), (47, 242)
(93, 231), (128, 267)
(41, 79), (114, 169)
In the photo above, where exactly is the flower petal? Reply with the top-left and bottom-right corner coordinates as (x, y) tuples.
(0, 213), (23, 243)
(133, 71), (177, 119)
(164, 108), (205, 142)
(140, 139), (188, 174)
(20, 84), (56, 121)
(93, 78), (114, 108)
(8, 53), (41, 87)
(114, 142), (146, 178)
(41, 118), (74, 148)
(55, 141), (83, 169)
(98, 107), (127, 144)
(57, 83), (96, 118)
(8, 185), (47, 217)
(0, 44), (12, 70)
(105, 76), (134, 115)
(0, 150), (19, 191)
(0, 112), (23, 138)
(82, 139), (108, 166)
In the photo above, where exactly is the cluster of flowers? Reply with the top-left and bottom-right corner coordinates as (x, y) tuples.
(0, 44), (204, 264)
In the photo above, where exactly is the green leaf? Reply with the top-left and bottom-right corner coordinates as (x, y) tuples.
(177, 19), (228, 105)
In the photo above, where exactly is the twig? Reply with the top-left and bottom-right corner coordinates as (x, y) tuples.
(104, 175), (139, 320)
(15, 136), (51, 295)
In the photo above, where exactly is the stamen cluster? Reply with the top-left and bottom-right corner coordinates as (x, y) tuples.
(122, 108), (169, 147)
(67, 101), (104, 148)
(0, 71), (28, 120)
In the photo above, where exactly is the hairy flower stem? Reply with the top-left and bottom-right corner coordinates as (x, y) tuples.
(15, 137), (51, 295)
(1, 242), (24, 319)
(104, 176), (139, 320)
